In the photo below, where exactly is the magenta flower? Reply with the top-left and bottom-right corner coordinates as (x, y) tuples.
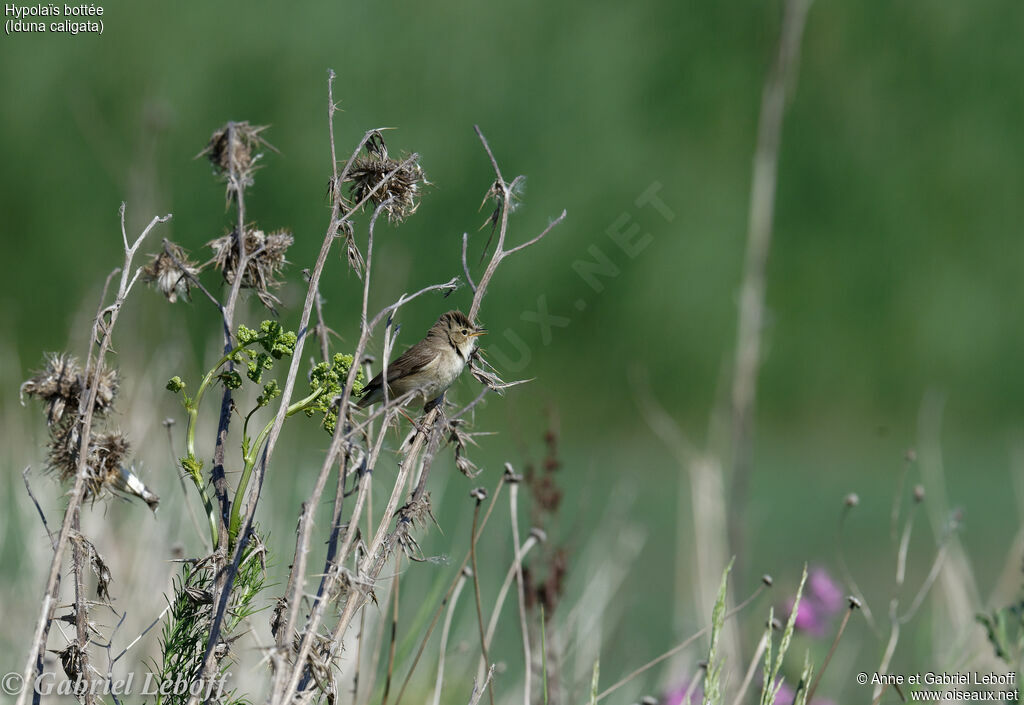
(771, 679), (836, 705)
(808, 567), (844, 615)
(783, 566), (845, 637)
(661, 679), (703, 705)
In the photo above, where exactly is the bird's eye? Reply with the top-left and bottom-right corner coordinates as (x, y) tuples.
(461, 329), (468, 335)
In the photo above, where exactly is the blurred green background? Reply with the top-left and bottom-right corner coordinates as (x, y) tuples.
(2, 0), (1023, 700)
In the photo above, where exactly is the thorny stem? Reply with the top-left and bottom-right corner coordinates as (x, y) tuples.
(71, 509), (93, 705)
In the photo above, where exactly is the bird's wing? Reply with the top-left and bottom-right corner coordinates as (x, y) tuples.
(362, 341), (437, 394)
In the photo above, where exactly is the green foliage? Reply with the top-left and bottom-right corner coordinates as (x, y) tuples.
(236, 320), (296, 359)
(218, 370), (243, 390)
(702, 558), (734, 705)
(793, 650), (814, 705)
(306, 352), (365, 435)
(760, 565), (808, 705)
(256, 379), (281, 408)
(166, 376), (185, 393)
(247, 352), (273, 383)
(149, 537), (268, 705)
(978, 599), (1024, 665)
(180, 455), (203, 480)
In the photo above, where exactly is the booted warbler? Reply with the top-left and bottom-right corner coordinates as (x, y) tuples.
(358, 310), (486, 409)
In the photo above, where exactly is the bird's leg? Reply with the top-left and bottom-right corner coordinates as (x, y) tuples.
(424, 391), (446, 414)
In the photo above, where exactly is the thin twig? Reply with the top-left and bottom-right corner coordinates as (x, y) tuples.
(22, 467), (56, 550)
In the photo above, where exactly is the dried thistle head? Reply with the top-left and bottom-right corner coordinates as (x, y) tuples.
(21, 353), (83, 426)
(345, 132), (426, 224)
(208, 226), (293, 310)
(21, 355), (118, 426)
(46, 423), (151, 508)
(142, 241), (199, 303)
(84, 361), (119, 416)
(198, 121), (275, 198)
(47, 418), (81, 479)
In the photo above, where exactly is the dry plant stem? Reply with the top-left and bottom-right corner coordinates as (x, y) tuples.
(202, 85), (427, 699)
(469, 667), (497, 705)
(468, 125), (566, 322)
(281, 414), (394, 703)
(279, 123), (559, 705)
(210, 131), (254, 531)
(16, 208), (169, 705)
(273, 195), (444, 653)
(836, 506), (877, 633)
(394, 474), (507, 705)
(17, 209), (169, 705)
(381, 554), (402, 705)
(469, 498), (496, 705)
(510, 481), (533, 705)
(595, 583), (767, 703)
(71, 509), (94, 705)
(479, 531), (540, 681)
(432, 569), (470, 705)
(727, 0), (813, 577)
(875, 509), (949, 698)
(730, 631), (769, 705)
(161, 238), (223, 310)
(805, 605), (854, 704)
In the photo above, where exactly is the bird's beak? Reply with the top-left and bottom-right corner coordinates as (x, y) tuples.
(469, 328), (487, 338)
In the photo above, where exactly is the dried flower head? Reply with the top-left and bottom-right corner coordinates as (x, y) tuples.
(46, 423), (153, 508)
(198, 121), (275, 198)
(345, 132), (426, 224)
(21, 355), (118, 426)
(142, 241), (199, 303)
(21, 354), (83, 426)
(208, 226), (293, 309)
